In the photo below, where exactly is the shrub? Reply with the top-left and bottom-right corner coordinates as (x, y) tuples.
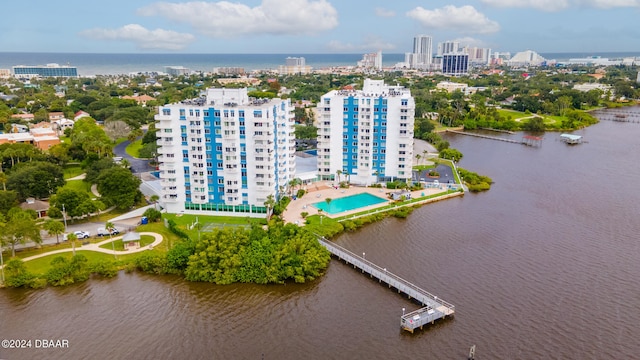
(91, 260), (118, 278)
(296, 189), (306, 198)
(300, 212), (309, 218)
(166, 239), (196, 273)
(143, 208), (162, 222)
(167, 219), (189, 239)
(3, 259), (35, 288)
(134, 252), (169, 275)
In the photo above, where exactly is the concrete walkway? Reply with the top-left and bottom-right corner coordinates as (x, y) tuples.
(6, 232), (164, 264)
(66, 173), (101, 197)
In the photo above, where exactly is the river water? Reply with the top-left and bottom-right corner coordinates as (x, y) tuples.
(2, 108), (640, 360)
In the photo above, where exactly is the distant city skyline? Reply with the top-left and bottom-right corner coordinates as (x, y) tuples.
(2, 0), (639, 54)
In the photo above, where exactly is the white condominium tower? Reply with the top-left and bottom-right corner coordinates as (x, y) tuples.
(155, 88), (296, 216)
(413, 34), (433, 66)
(317, 79), (415, 185)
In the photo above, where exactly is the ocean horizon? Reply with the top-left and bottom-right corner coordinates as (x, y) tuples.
(1, 51), (639, 76)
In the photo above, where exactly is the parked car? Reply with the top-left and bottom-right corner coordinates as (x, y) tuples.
(74, 231), (90, 239)
(97, 227), (119, 236)
(63, 231), (90, 241)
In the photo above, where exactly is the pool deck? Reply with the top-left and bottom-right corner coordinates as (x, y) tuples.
(282, 182), (450, 225)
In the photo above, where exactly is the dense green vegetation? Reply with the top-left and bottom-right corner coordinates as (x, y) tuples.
(458, 168), (493, 192)
(180, 223), (330, 284)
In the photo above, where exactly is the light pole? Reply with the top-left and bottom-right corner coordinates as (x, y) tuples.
(362, 252), (365, 261)
(62, 204), (68, 233)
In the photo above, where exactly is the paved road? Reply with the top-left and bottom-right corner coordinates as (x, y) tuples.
(113, 139), (153, 174)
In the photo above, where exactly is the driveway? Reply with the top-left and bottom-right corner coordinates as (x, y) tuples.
(113, 140), (153, 174)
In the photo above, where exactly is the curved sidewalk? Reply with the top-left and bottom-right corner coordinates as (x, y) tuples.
(10, 232), (164, 263)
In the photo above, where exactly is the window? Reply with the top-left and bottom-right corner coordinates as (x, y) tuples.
(162, 109), (171, 115)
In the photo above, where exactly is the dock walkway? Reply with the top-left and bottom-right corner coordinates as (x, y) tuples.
(446, 129), (543, 146)
(317, 237), (455, 333)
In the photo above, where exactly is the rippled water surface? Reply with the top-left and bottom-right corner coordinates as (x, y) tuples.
(2, 108), (640, 359)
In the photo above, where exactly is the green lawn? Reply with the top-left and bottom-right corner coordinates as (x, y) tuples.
(135, 222), (178, 252)
(162, 213), (266, 240)
(125, 139), (143, 158)
(497, 109), (527, 120)
(21, 249), (159, 275)
(98, 235), (155, 251)
(23, 251), (121, 275)
(62, 179), (93, 195)
(163, 213), (266, 227)
(63, 165), (84, 179)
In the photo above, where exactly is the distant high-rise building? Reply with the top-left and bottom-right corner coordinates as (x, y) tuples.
(12, 63), (78, 78)
(357, 51), (383, 71)
(442, 54), (469, 75)
(165, 66), (190, 76)
(463, 47), (492, 65)
(438, 41), (460, 56)
(279, 57), (311, 75)
(155, 87), (296, 216)
(316, 79), (415, 185)
(412, 35), (433, 67)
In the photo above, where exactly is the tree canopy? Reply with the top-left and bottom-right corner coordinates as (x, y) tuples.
(96, 167), (142, 210)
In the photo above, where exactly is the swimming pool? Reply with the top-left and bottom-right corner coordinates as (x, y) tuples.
(304, 149), (318, 156)
(313, 193), (388, 215)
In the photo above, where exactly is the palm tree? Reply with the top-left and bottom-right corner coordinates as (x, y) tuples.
(150, 195), (160, 210)
(264, 194), (276, 220)
(422, 150), (428, 164)
(43, 219), (65, 245)
(415, 154), (421, 166)
(105, 221), (117, 259)
(336, 170), (342, 184)
(67, 232), (78, 257)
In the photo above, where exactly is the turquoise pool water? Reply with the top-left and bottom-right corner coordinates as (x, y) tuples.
(313, 193), (387, 215)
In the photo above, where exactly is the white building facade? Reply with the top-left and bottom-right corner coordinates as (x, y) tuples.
(317, 79), (415, 185)
(155, 88), (296, 216)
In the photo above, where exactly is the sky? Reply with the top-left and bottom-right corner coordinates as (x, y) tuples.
(1, 0), (639, 54)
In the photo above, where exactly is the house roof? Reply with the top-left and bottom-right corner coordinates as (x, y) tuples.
(20, 198), (49, 211)
(122, 232), (141, 242)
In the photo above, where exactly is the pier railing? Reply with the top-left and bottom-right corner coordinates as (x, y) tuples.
(317, 237), (455, 332)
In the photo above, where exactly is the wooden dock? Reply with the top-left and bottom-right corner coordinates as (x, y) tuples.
(446, 129), (542, 146)
(317, 237), (455, 333)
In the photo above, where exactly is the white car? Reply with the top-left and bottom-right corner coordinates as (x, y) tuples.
(73, 231), (90, 239)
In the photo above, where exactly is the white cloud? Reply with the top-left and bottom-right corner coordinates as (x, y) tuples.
(451, 37), (487, 48)
(582, 0), (640, 8)
(480, 0), (640, 11)
(375, 7), (396, 17)
(406, 5), (500, 34)
(480, 0), (569, 11)
(327, 36), (396, 52)
(138, 0), (338, 37)
(80, 24), (195, 50)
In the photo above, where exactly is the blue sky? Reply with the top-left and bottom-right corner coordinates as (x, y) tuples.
(2, 0), (639, 54)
